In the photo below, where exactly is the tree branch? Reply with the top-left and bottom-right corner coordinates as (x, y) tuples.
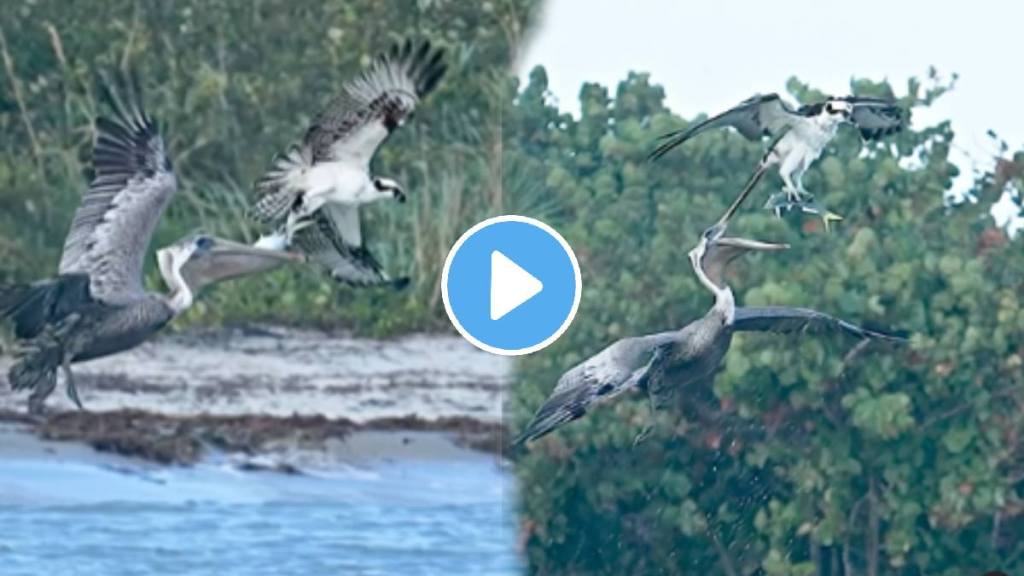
(707, 526), (739, 576)
(844, 495), (866, 576)
(867, 475), (880, 576)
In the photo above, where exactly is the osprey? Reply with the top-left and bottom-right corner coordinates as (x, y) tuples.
(650, 93), (905, 224)
(515, 188), (905, 445)
(252, 39), (446, 286)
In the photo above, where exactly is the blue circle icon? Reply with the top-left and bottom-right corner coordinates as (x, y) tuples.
(442, 215), (582, 356)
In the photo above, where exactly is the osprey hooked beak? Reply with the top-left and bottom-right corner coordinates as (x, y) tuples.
(824, 100), (853, 119)
(374, 177), (406, 203)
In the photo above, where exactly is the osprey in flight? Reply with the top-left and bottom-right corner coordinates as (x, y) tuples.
(650, 93), (905, 224)
(253, 39), (446, 287)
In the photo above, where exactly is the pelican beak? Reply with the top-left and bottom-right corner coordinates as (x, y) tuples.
(181, 237), (306, 291)
(207, 238), (306, 262)
(715, 237), (790, 252)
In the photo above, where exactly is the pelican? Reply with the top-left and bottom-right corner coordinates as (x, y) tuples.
(252, 39), (446, 287)
(649, 93), (904, 225)
(0, 75), (301, 414)
(515, 181), (905, 445)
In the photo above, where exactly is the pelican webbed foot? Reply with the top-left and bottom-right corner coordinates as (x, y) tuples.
(61, 353), (83, 410)
(632, 384), (662, 447)
(12, 342), (43, 357)
(27, 371), (57, 416)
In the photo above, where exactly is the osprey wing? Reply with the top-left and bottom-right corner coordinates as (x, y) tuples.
(841, 96), (905, 141)
(650, 94), (797, 160)
(304, 39), (446, 166)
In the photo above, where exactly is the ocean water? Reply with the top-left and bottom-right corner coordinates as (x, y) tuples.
(0, 450), (520, 576)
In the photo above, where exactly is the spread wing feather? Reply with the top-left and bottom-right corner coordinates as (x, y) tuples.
(840, 96), (905, 140)
(732, 306), (906, 342)
(0, 275), (93, 340)
(650, 94), (797, 160)
(58, 73), (177, 304)
(305, 38), (446, 165)
(515, 334), (676, 444)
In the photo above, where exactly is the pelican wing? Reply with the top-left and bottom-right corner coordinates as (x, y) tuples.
(515, 333), (675, 445)
(650, 93), (798, 160)
(840, 96), (904, 141)
(291, 205), (403, 288)
(58, 75), (177, 305)
(305, 39), (446, 166)
(732, 307), (906, 342)
(0, 274), (93, 340)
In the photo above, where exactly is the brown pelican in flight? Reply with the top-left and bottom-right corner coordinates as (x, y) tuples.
(649, 93), (905, 225)
(0, 76), (301, 414)
(515, 181), (906, 445)
(252, 39), (446, 287)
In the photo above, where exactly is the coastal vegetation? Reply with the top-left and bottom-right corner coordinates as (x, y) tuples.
(510, 67), (1024, 574)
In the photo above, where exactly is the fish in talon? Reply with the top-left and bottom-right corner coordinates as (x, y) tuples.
(650, 93), (905, 222)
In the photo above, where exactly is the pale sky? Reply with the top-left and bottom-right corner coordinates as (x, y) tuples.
(518, 0), (1022, 232)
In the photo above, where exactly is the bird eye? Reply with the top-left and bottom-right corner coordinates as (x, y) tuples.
(195, 236), (214, 250)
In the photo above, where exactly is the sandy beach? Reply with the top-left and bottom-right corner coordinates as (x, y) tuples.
(0, 326), (514, 466)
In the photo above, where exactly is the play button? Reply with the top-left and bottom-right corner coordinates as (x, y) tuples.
(490, 251), (543, 320)
(442, 215), (582, 356)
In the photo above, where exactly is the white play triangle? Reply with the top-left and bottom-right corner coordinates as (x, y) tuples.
(490, 250), (544, 320)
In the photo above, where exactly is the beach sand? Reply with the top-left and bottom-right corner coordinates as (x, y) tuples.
(0, 327), (514, 467)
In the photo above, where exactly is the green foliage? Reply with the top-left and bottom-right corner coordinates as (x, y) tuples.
(0, 0), (540, 334)
(511, 68), (1024, 574)
(5, 4), (1024, 573)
